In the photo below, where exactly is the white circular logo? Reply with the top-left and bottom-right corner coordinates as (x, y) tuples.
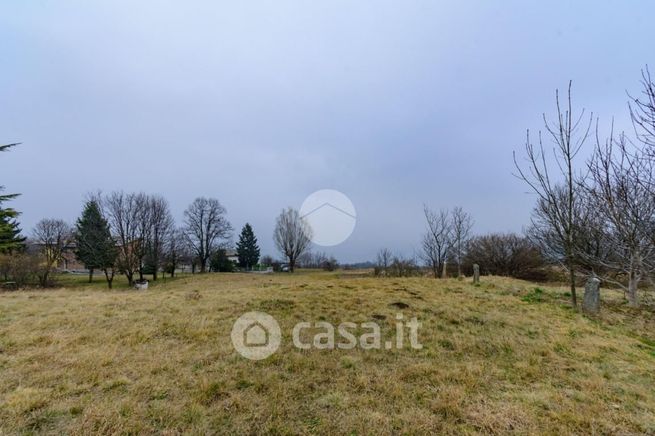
(231, 311), (281, 360)
(300, 189), (356, 246)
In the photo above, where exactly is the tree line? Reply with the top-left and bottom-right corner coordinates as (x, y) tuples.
(3, 67), (655, 310)
(0, 186), (264, 288)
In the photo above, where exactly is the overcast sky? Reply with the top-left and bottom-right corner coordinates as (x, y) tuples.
(1, 1), (653, 262)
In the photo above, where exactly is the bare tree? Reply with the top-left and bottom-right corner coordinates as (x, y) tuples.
(147, 195), (173, 281)
(583, 130), (655, 307)
(163, 226), (190, 278)
(132, 193), (153, 281)
(514, 82), (592, 308)
(421, 206), (451, 278)
(183, 197), (233, 273)
(375, 248), (393, 275)
(451, 206), (473, 277)
(273, 207), (312, 273)
(104, 191), (142, 286)
(629, 66), (655, 150)
(32, 218), (73, 286)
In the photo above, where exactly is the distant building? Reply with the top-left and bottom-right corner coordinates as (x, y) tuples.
(224, 249), (239, 264)
(28, 242), (86, 272)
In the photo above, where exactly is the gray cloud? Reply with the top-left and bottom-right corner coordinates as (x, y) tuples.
(1, 0), (653, 261)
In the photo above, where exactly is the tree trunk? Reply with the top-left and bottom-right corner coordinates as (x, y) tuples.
(88, 268), (94, 283)
(627, 272), (639, 308)
(568, 262), (577, 308)
(289, 258), (295, 273)
(126, 271), (133, 287)
(153, 268), (158, 281)
(104, 269), (114, 289)
(441, 261), (448, 279)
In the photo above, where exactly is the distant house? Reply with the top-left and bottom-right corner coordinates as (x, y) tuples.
(225, 249), (239, 264)
(28, 242), (86, 272)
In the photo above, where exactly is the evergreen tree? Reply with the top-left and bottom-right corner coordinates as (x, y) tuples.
(236, 223), (260, 270)
(0, 208), (25, 253)
(74, 200), (117, 287)
(0, 143), (25, 253)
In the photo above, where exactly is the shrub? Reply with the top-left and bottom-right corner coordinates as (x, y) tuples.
(0, 253), (45, 288)
(321, 257), (339, 271)
(464, 233), (546, 280)
(209, 249), (235, 272)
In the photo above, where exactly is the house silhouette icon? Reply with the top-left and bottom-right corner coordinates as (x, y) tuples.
(244, 322), (269, 347)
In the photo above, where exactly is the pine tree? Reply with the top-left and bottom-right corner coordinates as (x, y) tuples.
(0, 143), (25, 253)
(74, 200), (117, 287)
(236, 223), (260, 270)
(0, 208), (25, 253)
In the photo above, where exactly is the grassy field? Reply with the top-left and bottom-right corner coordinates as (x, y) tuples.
(1, 271), (655, 434)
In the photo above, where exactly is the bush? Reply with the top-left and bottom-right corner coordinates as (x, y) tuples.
(376, 256), (421, 277)
(210, 249), (235, 272)
(464, 233), (546, 280)
(321, 257), (339, 271)
(0, 253), (45, 288)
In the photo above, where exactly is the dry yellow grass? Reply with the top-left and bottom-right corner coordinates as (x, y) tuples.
(1, 271), (655, 434)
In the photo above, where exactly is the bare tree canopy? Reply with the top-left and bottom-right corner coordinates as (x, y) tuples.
(164, 226), (192, 278)
(183, 197), (233, 273)
(32, 218), (73, 286)
(147, 195), (174, 281)
(514, 82), (592, 308)
(421, 206), (451, 278)
(103, 191), (144, 286)
(629, 66), (655, 150)
(451, 206), (473, 277)
(583, 129), (655, 307)
(273, 207), (312, 273)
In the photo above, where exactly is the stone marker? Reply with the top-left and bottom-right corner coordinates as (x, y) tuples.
(582, 276), (601, 315)
(473, 264), (480, 285)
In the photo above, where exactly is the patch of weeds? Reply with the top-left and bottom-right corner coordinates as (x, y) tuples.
(149, 390), (168, 400)
(182, 404), (203, 425)
(26, 409), (63, 431)
(305, 416), (321, 431)
(69, 406), (83, 416)
(522, 287), (546, 303)
(259, 299), (295, 311)
(200, 381), (228, 405)
(553, 342), (572, 356)
(638, 336), (655, 348)
(236, 379), (254, 390)
(438, 339), (455, 350)
(340, 356), (357, 369)
(464, 315), (485, 325)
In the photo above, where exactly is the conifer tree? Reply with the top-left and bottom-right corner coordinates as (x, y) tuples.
(236, 223), (260, 270)
(0, 143), (25, 253)
(74, 200), (117, 287)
